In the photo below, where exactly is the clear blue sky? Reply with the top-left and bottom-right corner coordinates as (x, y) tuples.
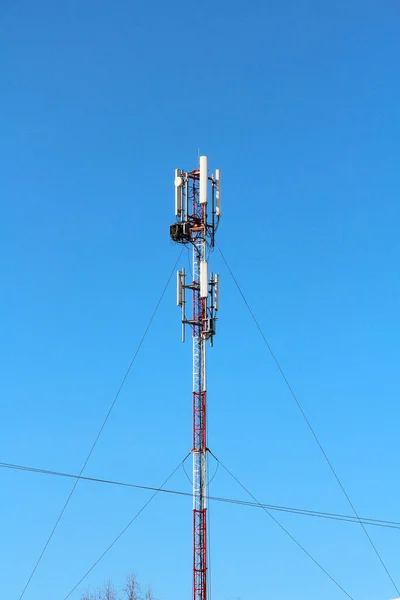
(1, 1), (400, 599)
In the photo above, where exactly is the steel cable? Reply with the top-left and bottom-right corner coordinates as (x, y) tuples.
(209, 451), (355, 600)
(217, 244), (399, 596)
(18, 250), (183, 600)
(62, 453), (190, 600)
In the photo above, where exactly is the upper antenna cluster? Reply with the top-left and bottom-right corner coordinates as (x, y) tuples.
(170, 156), (221, 247)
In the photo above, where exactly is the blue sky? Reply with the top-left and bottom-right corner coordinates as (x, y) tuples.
(1, 1), (400, 599)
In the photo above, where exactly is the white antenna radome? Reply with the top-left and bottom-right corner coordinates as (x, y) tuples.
(200, 260), (208, 298)
(177, 268), (186, 342)
(215, 169), (221, 217)
(175, 169), (183, 217)
(199, 156), (208, 205)
(214, 274), (219, 311)
(177, 268), (185, 306)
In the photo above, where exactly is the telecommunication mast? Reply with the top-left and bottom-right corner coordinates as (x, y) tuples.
(170, 156), (221, 600)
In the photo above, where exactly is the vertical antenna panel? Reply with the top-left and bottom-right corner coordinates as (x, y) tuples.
(214, 273), (219, 311)
(200, 261), (208, 298)
(185, 177), (189, 220)
(177, 268), (185, 306)
(177, 270), (181, 306)
(175, 169), (183, 217)
(215, 169), (221, 217)
(199, 156), (208, 205)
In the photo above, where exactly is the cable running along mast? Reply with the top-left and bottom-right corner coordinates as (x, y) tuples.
(170, 156), (221, 600)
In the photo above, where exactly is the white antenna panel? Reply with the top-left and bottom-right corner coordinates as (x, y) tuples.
(177, 268), (185, 306)
(199, 156), (208, 205)
(200, 261), (208, 298)
(214, 273), (219, 311)
(175, 169), (183, 216)
(215, 169), (221, 217)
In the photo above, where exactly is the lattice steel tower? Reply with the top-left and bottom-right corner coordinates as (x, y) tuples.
(170, 156), (221, 600)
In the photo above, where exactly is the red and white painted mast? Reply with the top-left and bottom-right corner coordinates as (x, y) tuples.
(170, 156), (221, 600)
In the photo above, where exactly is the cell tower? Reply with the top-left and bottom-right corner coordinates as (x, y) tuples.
(170, 156), (221, 600)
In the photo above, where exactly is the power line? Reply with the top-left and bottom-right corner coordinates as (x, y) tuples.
(62, 453), (190, 600)
(17, 250), (183, 600)
(209, 451), (355, 600)
(3, 459), (400, 530)
(217, 244), (400, 596)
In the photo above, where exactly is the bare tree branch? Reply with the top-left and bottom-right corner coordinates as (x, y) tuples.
(123, 572), (141, 600)
(80, 573), (153, 600)
(144, 585), (155, 600)
(103, 580), (117, 600)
